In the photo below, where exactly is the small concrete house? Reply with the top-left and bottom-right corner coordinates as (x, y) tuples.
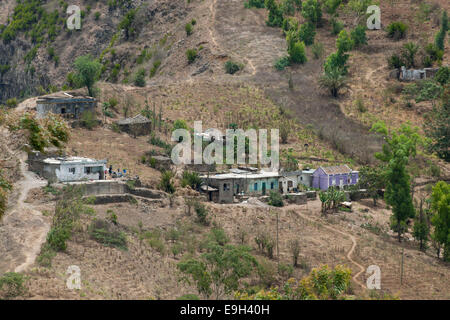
(201, 168), (279, 203)
(36, 92), (96, 119)
(279, 169), (315, 193)
(29, 152), (107, 182)
(116, 114), (151, 137)
(312, 165), (358, 191)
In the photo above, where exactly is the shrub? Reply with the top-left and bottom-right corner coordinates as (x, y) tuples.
(150, 60), (161, 77)
(5, 98), (17, 108)
(401, 42), (419, 68)
(424, 43), (443, 64)
(274, 56), (291, 70)
(186, 49), (198, 64)
(185, 23), (193, 36)
(244, 0), (265, 8)
(224, 60), (243, 74)
(265, 0), (284, 27)
(324, 0), (342, 15)
(435, 66), (450, 85)
(351, 25), (367, 48)
(95, 12), (101, 20)
(299, 22), (316, 46)
(177, 294), (200, 300)
(159, 170), (176, 194)
(331, 18), (344, 35)
(80, 111), (98, 130)
(0, 272), (27, 299)
(268, 191), (284, 207)
(386, 21), (408, 40)
(281, 0), (296, 16)
(311, 42), (324, 59)
(336, 30), (354, 53)
(134, 68), (146, 87)
(388, 53), (403, 69)
(289, 41), (307, 64)
(89, 219), (127, 250)
(194, 201), (209, 225)
(181, 171), (202, 190)
(302, 0), (322, 26)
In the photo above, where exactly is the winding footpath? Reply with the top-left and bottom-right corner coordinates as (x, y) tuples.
(0, 136), (49, 273)
(285, 207), (366, 290)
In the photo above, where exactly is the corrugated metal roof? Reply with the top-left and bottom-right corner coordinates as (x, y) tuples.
(320, 165), (352, 175)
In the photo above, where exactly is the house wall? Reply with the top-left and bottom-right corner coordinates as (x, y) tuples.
(299, 172), (313, 188)
(42, 163), (106, 182)
(118, 122), (151, 136)
(208, 178), (234, 203)
(247, 177), (278, 195)
(280, 176), (298, 194)
(37, 101), (96, 119)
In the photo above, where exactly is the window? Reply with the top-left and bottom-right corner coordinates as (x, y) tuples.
(254, 183), (258, 191)
(223, 183), (230, 191)
(84, 167), (93, 174)
(270, 182), (274, 189)
(69, 167), (75, 174)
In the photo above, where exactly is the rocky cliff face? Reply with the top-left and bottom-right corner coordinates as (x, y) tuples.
(0, 0), (192, 103)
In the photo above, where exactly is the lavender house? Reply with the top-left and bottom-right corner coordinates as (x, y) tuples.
(312, 165), (358, 191)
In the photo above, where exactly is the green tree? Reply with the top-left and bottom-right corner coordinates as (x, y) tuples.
(357, 165), (385, 207)
(324, 0), (342, 16)
(289, 41), (307, 64)
(298, 22), (316, 46)
(351, 25), (367, 48)
(119, 9), (137, 40)
(178, 241), (258, 299)
(336, 30), (354, 53)
(424, 85), (450, 161)
(401, 42), (419, 68)
(371, 122), (422, 242)
(134, 68), (146, 87)
(265, 0), (284, 27)
(413, 199), (429, 251)
(435, 11), (448, 51)
(430, 181), (450, 261)
(73, 55), (101, 97)
(318, 66), (348, 97)
(302, 0), (322, 26)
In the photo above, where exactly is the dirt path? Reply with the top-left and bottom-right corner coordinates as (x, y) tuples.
(284, 206), (366, 290)
(0, 138), (49, 274)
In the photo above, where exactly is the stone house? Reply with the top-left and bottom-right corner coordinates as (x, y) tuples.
(36, 92), (96, 119)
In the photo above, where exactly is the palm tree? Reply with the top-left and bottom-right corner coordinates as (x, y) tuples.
(318, 67), (348, 98)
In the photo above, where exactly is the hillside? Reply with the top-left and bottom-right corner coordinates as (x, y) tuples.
(0, 0), (449, 301)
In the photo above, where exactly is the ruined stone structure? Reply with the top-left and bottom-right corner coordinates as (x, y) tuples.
(36, 92), (96, 119)
(400, 66), (440, 81)
(116, 114), (151, 136)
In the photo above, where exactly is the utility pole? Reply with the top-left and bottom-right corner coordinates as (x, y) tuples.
(400, 248), (404, 286)
(276, 209), (279, 264)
